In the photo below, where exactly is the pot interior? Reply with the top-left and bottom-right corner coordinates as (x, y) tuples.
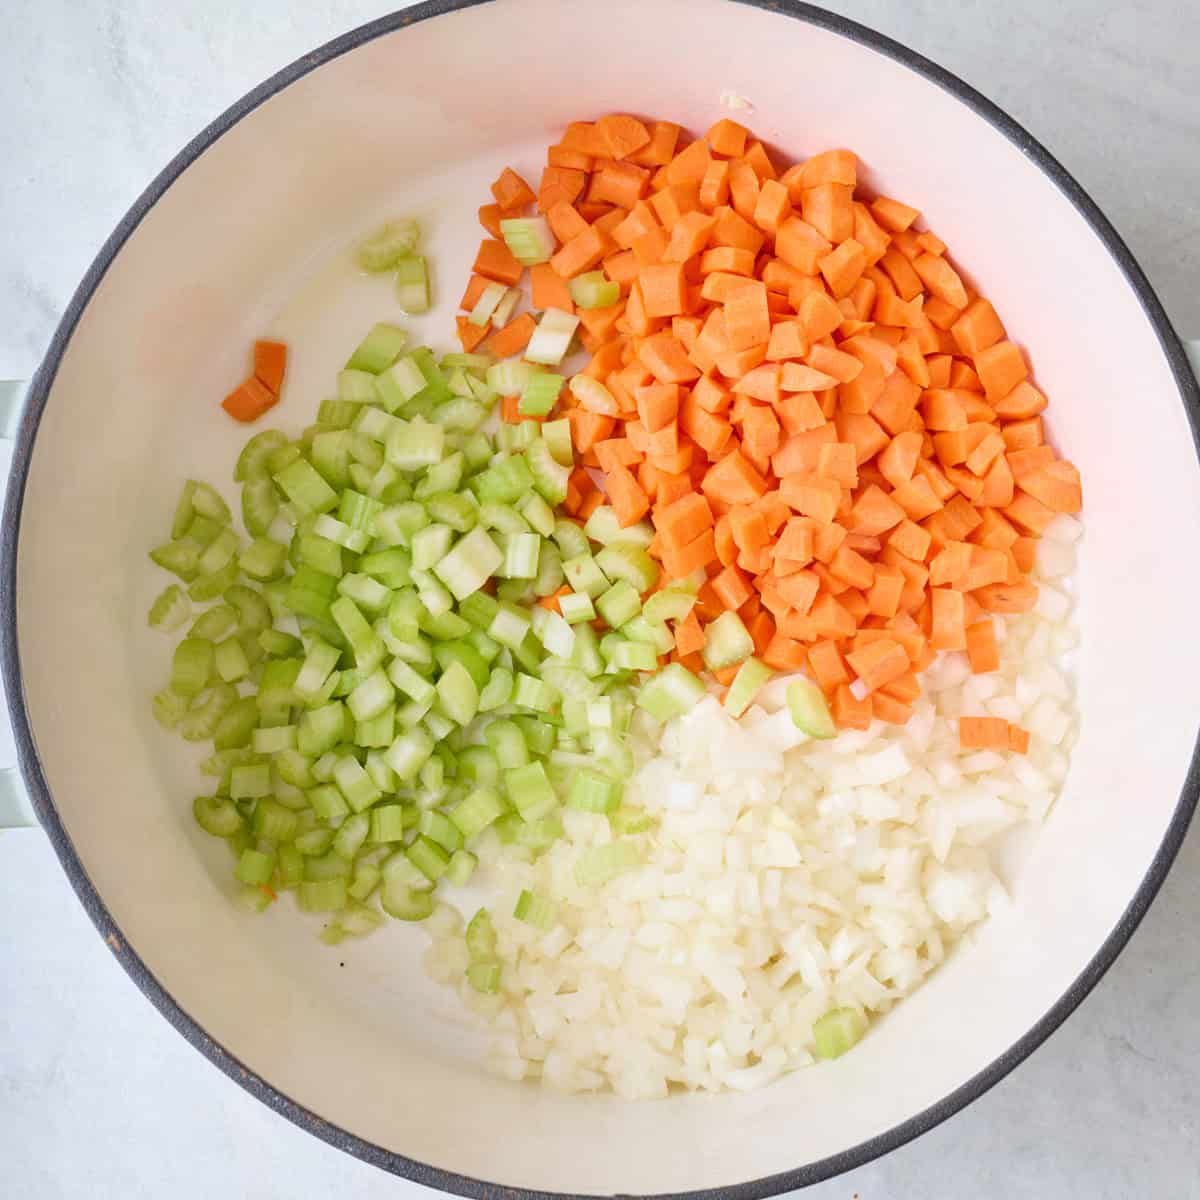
(13, 0), (1200, 1192)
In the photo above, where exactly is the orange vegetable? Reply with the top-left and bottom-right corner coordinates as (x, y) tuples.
(492, 167), (536, 211)
(458, 115), (1079, 730)
(252, 340), (287, 395)
(473, 238), (524, 286)
(487, 313), (537, 358)
(959, 716), (1013, 751)
(222, 375), (277, 423)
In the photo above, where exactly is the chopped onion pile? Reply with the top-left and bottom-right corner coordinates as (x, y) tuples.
(425, 518), (1080, 1097)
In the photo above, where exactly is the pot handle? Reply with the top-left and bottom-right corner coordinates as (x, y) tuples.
(0, 379), (38, 829)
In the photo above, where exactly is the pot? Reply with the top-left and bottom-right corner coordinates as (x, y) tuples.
(3, 1), (1199, 1194)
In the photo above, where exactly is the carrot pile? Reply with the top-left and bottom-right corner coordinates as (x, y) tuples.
(463, 115), (1082, 736)
(223, 340), (288, 423)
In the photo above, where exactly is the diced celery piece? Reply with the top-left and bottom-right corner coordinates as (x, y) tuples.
(356, 218), (419, 272)
(513, 889), (557, 930)
(813, 1007), (867, 1059)
(595, 543), (659, 594)
(596, 580), (641, 629)
(519, 371), (562, 417)
(636, 662), (706, 722)
(499, 216), (556, 265)
(395, 255), (430, 313)
(724, 657), (773, 718)
(345, 322), (408, 374)
(569, 270), (620, 310)
(525, 308), (580, 366)
(787, 677), (837, 739)
(702, 610), (755, 670)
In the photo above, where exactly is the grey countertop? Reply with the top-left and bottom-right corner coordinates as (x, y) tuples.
(1, 2), (1198, 1197)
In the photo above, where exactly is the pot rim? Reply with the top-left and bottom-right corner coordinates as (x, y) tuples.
(3, 2), (1198, 1196)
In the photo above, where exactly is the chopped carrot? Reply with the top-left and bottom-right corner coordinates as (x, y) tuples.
(492, 167), (536, 211)
(457, 115), (1079, 731)
(597, 114), (652, 160)
(455, 316), (490, 353)
(959, 716), (1012, 751)
(473, 238), (524, 286)
(222, 376), (277, 423)
(530, 262), (575, 313)
(486, 313), (537, 358)
(253, 340), (287, 395)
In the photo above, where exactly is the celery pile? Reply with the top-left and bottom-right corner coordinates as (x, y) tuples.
(147, 303), (708, 975)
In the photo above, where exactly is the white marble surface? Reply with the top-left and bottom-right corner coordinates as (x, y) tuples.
(2, 2), (1199, 1197)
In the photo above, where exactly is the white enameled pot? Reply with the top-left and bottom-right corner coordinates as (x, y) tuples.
(3, 2), (1199, 1195)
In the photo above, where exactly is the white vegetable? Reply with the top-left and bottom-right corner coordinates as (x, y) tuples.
(424, 560), (1079, 1096)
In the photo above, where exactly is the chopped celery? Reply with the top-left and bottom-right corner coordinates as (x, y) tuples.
(519, 371), (562, 417)
(395, 255), (430, 313)
(525, 308), (580, 366)
(723, 657), (773, 718)
(701, 610), (754, 670)
(813, 1007), (867, 1059)
(345, 322), (408, 374)
(568, 270), (621, 310)
(636, 663), (705, 722)
(355, 218), (420, 273)
(787, 677), (837, 739)
(148, 584), (190, 633)
(513, 889), (557, 930)
(499, 216), (556, 265)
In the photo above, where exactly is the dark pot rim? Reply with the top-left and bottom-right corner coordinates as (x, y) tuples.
(3, 2), (1198, 1196)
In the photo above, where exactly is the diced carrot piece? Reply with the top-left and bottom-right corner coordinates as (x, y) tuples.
(705, 118), (748, 158)
(964, 619), (1000, 674)
(866, 565), (904, 619)
(846, 638), (908, 692)
(492, 167), (536, 211)
(723, 281), (771, 351)
(727, 160), (761, 220)
(816, 441), (858, 487)
(1008, 724), (1031, 754)
(551, 225), (613, 279)
(1020, 460), (1082, 514)
(530, 262), (575, 313)
(638, 262), (688, 319)
(473, 238), (524, 285)
(830, 543), (875, 590)
(801, 182), (854, 242)
(702, 448), (769, 505)
(929, 587), (967, 650)
(832, 684), (872, 729)
(752, 178), (793, 235)
(478, 203), (505, 238)
(959, 716), (1011, 750)
(711, 563), (755, 610)
(662, 527), (718, 578)
(887, 519), (932, 562)
(538, 165), (587, 212)
(869, 195), (920, 232)
(253, 340), (287, 394)
(775, 217), (832, 274)
(455, 316), (490, 353)
(665, 138), (713, 187)
(486, 313), (537, 357)
(995, 380), (1048, 420)
(595, 114), (652, 160)
(640, 333), (701, 384)
(762, 633), (807, 671)
(912, 253), (967, 308)
(818, 238), (868, 299)
(604, 463), (651, 527)
(222, 376), (277, 423)
(975, 339), (1028, 403)
(663, 210), (717, 263)
(629, 121), (681, 167)
(674, 610), (707, 656)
